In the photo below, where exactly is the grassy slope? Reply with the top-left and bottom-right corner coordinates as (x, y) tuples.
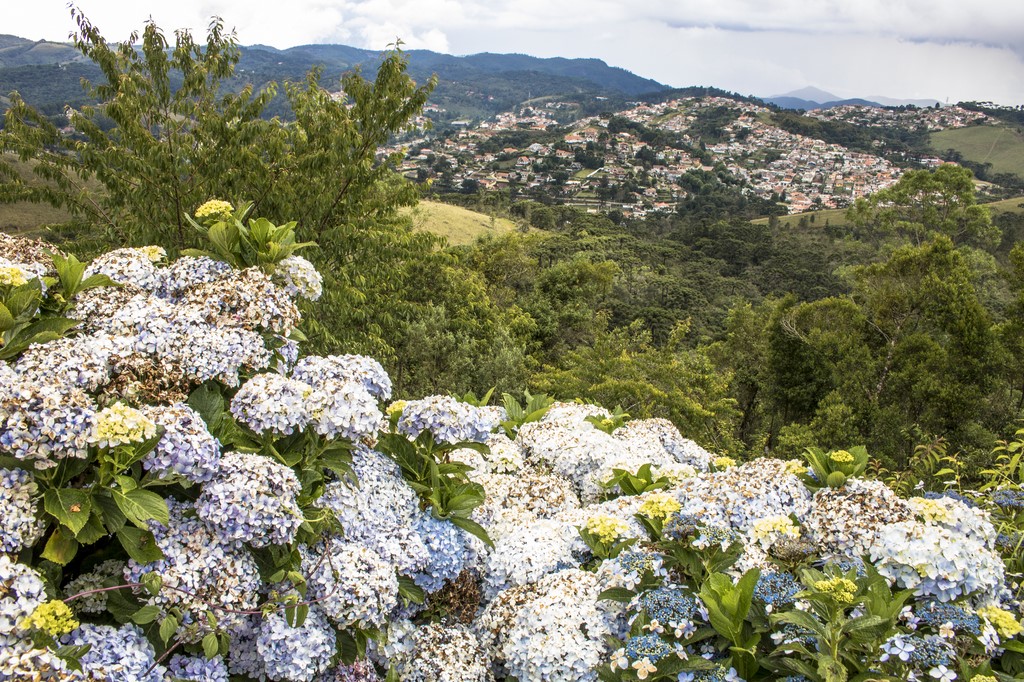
(0, 156), (75, 237)
(402, 200), (524, 245)
(930, 124), (1024, 177)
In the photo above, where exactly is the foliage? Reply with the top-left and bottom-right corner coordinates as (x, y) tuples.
(801, 446), (870, 489)
(499, 389), (554, 438)
(847, 165), (1000, 248)
(376, 431), (493, 548)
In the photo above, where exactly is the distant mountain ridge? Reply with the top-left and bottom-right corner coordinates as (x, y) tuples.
(766, 86), (943, 110)
(0, 33), (670, 121)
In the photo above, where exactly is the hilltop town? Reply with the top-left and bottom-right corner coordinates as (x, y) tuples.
(390, 98), (988, 217)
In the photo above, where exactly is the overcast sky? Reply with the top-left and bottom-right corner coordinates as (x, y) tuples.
(8, 1), (1024, 105)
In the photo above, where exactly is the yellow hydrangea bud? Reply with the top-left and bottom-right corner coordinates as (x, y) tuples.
(813, 577), (857, 604)
(585, 514), (630, 544)
(712, 456), (736, 469)
(829, 449), (855, 463)
(978, 605), (1023, 639)
(194, 199), (235, 222)
(22, 600), (79, 637)
(0, 265), (29, 287)
(638, 492), (681, 522)
(386, 400), (408, 416)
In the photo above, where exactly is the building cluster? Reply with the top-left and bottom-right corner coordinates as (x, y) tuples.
(387, 96), (977, 216)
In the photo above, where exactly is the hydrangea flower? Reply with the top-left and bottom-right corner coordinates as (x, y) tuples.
(89, 403), (158, 449)
(302, 540), (399, 629)
(480, 569), (614, 682)
(388, 622), (490, 682)
(870, 519), (1005, 602)
(194, 199), (234, 222)
(157, 255), (232, 299)
(0, 377), (95, 468)
(15, 334), (121, 393)
(306, 380), (384, 441)
(750, 515), (801, 550)
(60, 623), (165, 682)
(483, 518), (582, 599)
(181, 267), (300, 335)
(585, 514), (630, 544)
(61, 560), (126, 615)
(167, 654), (230, 682)
(272, 255), (323, 301)
(257, 606), (336, 682)
(291, 354), (393, 401)
(637, 491), (682, 522)
(125, 500), (261, 637)
(0, 555), (47, 637)
(196, 451), (303, 548)
(230, 373), (313, 435)
(634, 587), (707, 639)
(753, 571), (803, 611)
(318, 447), (428, 575)
(141, 403), (221, 483)
(397, 395), (495, 444)
(411, 513), (477, 593)
(0, 468), (43, 553)
(85, 247), (165, 291)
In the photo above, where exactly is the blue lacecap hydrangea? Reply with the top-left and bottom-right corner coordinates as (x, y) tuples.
(754, 571), (803, 608)
(991, 489), (1024, 510)
(625, 633), (674, 662)
(923, 489), (978, 508)
(915, 601), (981, 635)
(636, 586), (705, 625)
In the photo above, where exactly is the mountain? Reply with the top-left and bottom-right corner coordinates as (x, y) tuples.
(765, 86), (944, 110)
(0, 35), (671, 121)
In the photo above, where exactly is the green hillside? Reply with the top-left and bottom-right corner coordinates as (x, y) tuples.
(930, 123), (1024, 177)
(403, 200), (526, 245)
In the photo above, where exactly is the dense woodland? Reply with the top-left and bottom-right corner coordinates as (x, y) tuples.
(3, 14), (1024, 484)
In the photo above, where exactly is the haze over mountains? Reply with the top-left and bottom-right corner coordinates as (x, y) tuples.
(0, 33), (949, 119)
(765, 86), (944, 111)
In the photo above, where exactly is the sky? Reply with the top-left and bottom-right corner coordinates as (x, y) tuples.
(7, 1), (1024, 105)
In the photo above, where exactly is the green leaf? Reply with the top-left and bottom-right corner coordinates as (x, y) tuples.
(141, 573), (162, 596)
(447, 515), (494, 548)
(398, 574), (426, 605)
(202, 632), (219, 659)
(131, 605), (161, 625)
(116, 526), (164, 563)
(188, 383), (225, 431)
(93, 492), (128, 534)
(44, 488), (93, 534)
(160, 615), (179, 645)
(0, 302), (14, 332)
(73, 511), (108, 545)
(41, 527), (79, 565)
(596, 587), (635, 603)
(112, 487), (169, 530)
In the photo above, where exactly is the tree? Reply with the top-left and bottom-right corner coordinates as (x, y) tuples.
(846, 165), (999, 248)
(0, 9), (435, 251)
(1, 13), (508, 376)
